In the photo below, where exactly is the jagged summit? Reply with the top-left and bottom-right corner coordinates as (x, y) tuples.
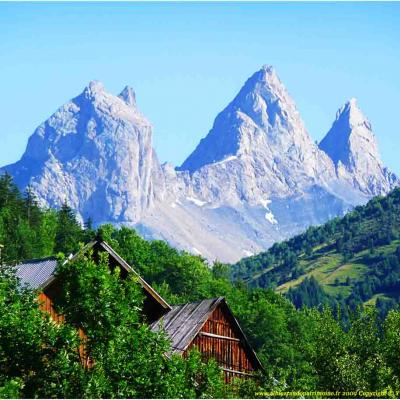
(333, 97), (369, 131)
(119, 86), (136, 107)
(319, 98), (376, 166)
(74, 81), (149, 125)
(261, 64), (274, 72)
(243, 63), (278, 84)
(80, 80), (136, 108)
(87, 79), (104, 90)
(178, 64), (333, 191)
(1, 80), (161, 224)
(241, 64), (278, 90)
(84, 80), (106, 96)
(347, 97), (357, 106)
(319, 99), (398, 195)
(178, 65), (297, 172)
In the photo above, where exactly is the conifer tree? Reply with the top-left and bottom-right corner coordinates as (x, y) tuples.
(54, 201), (83, 255)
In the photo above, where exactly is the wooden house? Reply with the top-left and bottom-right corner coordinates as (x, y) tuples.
(151, 297), (262, 380)
(13, 240), (262, 380)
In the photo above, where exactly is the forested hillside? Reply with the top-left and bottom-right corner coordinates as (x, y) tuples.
(2, 172), (400, 397)
(233, 188), (400, 318)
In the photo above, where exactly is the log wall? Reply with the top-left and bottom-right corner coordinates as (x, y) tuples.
(37, 292), (65, 324)
(185, 305), (256, 382)
(37, 291), (90, 367)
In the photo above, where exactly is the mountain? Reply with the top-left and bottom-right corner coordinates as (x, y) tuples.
(319, 98), (398, 196)
(179, 65), (337, 199)
(2, 81), (166, 224)
(232, 188), (400, 316)
(1, 66), (398, 262)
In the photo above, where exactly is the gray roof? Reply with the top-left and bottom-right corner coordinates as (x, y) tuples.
(13, 257), (58, 290)
(151, 296), (263, 370)
(151, 297), (223, 353)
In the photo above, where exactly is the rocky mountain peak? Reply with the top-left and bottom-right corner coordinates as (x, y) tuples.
(245, 64), (278, 88)
(179, 64), (331, 185)
(319, 98), (377, 166)
(245, 64), (278, 85)
(261, 64), (275, 73)
(334, 97), (371, 131)
(319, 99), (398, 195)
(233, 64), (289, 118)
(1, 68), (398, 263)
(1, 81), (163, 225)
(84, 80), (106, 97)
(118, 85), (136, 107)
(76, 81), (149, 127)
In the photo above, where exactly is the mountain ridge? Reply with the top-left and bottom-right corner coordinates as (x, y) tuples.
(1, 65), (398, 262)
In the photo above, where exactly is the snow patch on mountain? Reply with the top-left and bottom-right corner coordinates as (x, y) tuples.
(212, 155), (238, 166)
(186, 196), (207, 207)
(265, 211), (278, 225)
(259, 199), (272, 208)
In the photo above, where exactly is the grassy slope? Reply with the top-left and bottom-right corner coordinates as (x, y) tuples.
(233, 189), (400, 306)
(276, 241), (400, 302)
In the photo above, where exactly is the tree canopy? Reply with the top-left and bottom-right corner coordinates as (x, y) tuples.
(1, 173), (400, 397)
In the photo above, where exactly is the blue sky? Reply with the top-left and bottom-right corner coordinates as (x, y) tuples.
(0, 2), (399, 173)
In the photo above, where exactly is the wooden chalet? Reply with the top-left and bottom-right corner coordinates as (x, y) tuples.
(13, 240), (262, 380)
(151, 297), (262, 380)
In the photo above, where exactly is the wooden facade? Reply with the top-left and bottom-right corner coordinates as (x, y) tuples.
(38, 283), (91, 367)
(151, 297), (262, 381)
(186, 304), (257, 381)
(14, 240), (262, 381)
(38, 291), (64, 324)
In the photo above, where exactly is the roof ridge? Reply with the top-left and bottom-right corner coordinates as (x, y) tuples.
(173, 297), (223, 308)
(98, 240), (171, 310)
(14, 256), (57, 265)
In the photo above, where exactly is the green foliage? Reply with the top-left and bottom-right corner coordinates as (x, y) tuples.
(3, 173), (400, 396)
(286, 277), (334, 309)
(0, 252), (234, 398)
(0, 173), (87, 264)
(96, 225), (214, 303)
(53, 251), (237, 398)
(54, 201), (85, 256)
(0, 379), (24, 399)
(232, 188), (400, 317)
(0, 265), (84, 398)
(382, 311), (400, 389)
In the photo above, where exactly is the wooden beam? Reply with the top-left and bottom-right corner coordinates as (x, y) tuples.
(198, 331), (240, 342)
(221, 367), (254, 377)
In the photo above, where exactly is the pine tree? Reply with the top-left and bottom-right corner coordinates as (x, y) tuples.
(54, 201), (83, 256)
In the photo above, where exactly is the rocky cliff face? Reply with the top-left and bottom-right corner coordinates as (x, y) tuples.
(2, 80), (165, 224)
(319, 98), (398, 195)
(181, 66), (331, 179)
(1, 67), (398, 262)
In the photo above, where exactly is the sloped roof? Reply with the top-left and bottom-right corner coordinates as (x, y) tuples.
(14, 257), (58, 290)
(151, 296), (263, 370)
(151, 297), (222, 353)
(97, 241), (170, 310)
(10, 240), (171, 311)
